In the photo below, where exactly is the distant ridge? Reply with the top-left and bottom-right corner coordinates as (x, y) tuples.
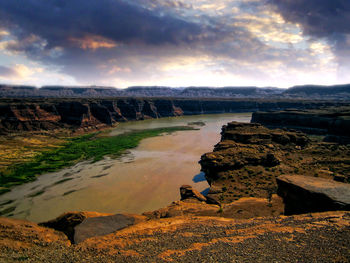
(0, 84), (350, 100)
(284, 84), (350, 99)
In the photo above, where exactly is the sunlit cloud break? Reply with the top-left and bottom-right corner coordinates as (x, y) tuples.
(0, 0), (349, 88)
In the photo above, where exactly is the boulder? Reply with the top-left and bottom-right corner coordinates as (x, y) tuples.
(40, 211), (146, 244)
(39, 211), (112, 243)
(74, 214), (135, 244)
(277, 175), (350, 215)
(180, 185), (207, 202)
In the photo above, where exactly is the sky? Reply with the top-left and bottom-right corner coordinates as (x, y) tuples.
(0, 0), (349, 88)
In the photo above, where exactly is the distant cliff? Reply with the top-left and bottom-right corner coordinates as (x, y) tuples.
(1, 84), (350, 99)
(283, 84), (350, 100)
(0, 98), (346, 134)
(252, 107), (350, 143)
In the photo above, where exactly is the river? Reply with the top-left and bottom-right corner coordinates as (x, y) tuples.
(0, 113), (251, 222)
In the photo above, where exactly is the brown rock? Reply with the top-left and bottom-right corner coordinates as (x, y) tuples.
(221, 195), (284, 219)
(39, 211), (112, 242)
(180, 185), (207, 202)
(74, 214), (137, 244)
(277, 175), (350, 215)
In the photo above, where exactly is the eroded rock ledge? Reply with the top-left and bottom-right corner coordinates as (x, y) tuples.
(277, 175), (350, 215)
(0, 98), (345, 134)
(252, 107), (350, 144)
(199, 121), (350, 205)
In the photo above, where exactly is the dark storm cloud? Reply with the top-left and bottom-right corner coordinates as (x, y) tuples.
(268, 0), (350, 38)
(268, 0), (350, 67)
(0, 0), (275, 83)
(0, 65), (17, 78)
(0, 0), (204, 49)
(0, 0), (332, 86)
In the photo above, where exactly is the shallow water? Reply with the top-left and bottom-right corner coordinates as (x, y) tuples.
(0, 113), (251, 222)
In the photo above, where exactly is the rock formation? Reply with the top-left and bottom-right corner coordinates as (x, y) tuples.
(252, 107), (350, 143)
(39, 211), (145, 244)
(179, 185), (207, 202)
(0, 98), (346, 134)
(200, 122), (311, 203)
(39, 211), (113, 243)
(277, 175), (350, 215)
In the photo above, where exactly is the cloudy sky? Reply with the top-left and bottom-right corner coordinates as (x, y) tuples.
(0, 0), (349, 88)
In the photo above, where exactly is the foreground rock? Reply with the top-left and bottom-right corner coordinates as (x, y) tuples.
(1, 212), (349, 262)
(39, 211), (146, 244)
(144, 185), (283, 220)
(39, 211), (112, 243)
(180, 185), (207, 202)
(74, 214), (146, 244)
(277, 175), (350, 215)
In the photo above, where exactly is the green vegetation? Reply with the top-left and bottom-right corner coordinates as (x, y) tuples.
(187, 121), (206, 127)
(0, 206), (16, 216)
(28, 190), (45, 197)
(53, 178), (74, 185)
(0, 126), (196, 193)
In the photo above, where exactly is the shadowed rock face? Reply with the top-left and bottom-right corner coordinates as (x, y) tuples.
(0, 98), (346, 134)
(39, 211), (113, 243)
(74, 215), (135, 244)
(277, 175), (350, 215)
(39, 211), (146, 244)
(252, 107), (350, 143)
(180, 185), (207, 202)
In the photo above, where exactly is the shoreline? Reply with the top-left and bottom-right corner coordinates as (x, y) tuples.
(0, 113), (252, 222)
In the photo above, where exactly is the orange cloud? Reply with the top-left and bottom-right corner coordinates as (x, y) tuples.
(70, 35), (117, 50)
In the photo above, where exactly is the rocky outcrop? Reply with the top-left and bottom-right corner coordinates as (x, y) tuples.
(251, 107), (350, 143)
(0, 98), (346, 134)
(39, 211), (113, 243)
(277, 175), (350, 215)
(180, 185), (207, 202)
(221, 122), (310, 146)
(199, 120), (350, 204)
(143, 193), (283, 220)
(74, 214), (146, 244)
(199, 122), (313, 202)
(39, 211), (145, 244)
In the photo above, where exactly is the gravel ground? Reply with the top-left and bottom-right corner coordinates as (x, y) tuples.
(1, 212), (349, 262)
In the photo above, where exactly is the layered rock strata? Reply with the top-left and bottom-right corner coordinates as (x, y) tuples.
(0, 98), (345, 134)
(252, 107), (350, 143)
(200, 122), (350, 204)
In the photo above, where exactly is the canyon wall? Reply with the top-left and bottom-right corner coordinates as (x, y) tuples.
(252, 107), (350, 143)
(0, 98), (345, 134)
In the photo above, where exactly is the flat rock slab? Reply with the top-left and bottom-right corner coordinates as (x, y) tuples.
(277, 175), (350, 215)
(74, 214), (135, 244)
